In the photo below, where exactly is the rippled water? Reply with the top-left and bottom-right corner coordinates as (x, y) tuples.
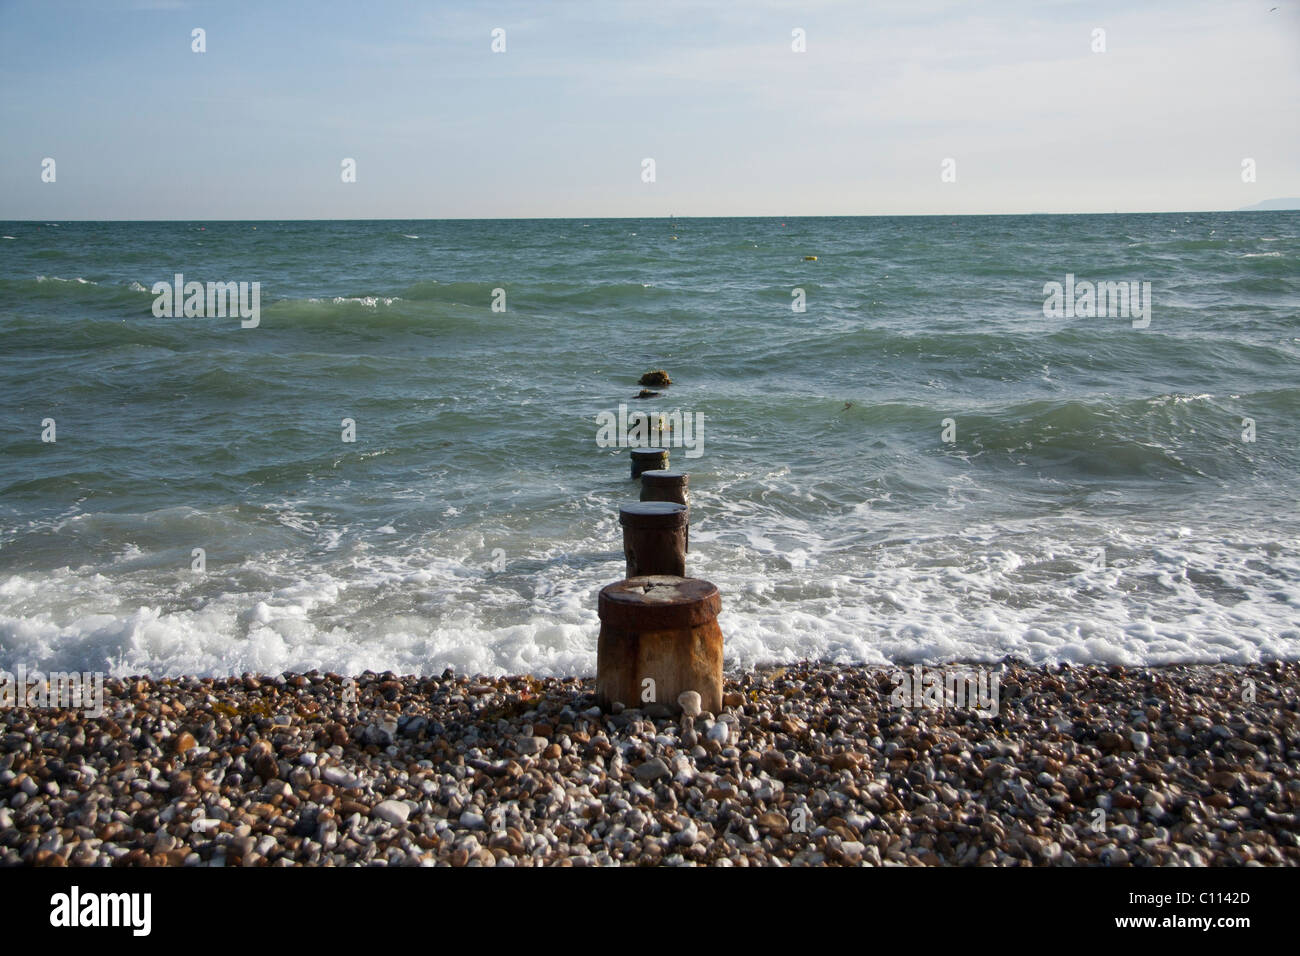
(1, 213), (1297, 676)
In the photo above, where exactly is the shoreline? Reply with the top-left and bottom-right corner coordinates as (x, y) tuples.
(2, 660), (1296, 866)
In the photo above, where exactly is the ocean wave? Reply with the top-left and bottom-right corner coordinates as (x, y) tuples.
(1, 513), (1295, 677)
(0, 276), (154, 310)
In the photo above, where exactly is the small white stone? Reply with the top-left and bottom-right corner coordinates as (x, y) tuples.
(677, 691), (702, 717)
(322, 766), (360, 789)
(373, 800), (410, 826)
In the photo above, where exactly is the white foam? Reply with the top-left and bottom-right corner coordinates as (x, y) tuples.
(302, 296), (400, 307)
(1, 505), (1296, 678)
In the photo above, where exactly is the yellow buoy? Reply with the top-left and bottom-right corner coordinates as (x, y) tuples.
(804, 255), (817, 261)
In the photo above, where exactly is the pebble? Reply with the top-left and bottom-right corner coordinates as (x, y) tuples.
(322, 767), (361, 789)
(634, 758), (671, 783)
(0, 662), (1292, 868)
(373, 800), (411, 826)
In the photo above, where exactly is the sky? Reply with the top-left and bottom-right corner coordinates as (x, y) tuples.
(1, 0), (1297, 219)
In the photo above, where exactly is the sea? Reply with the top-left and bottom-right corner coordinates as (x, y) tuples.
(1, 213), (1297, 678)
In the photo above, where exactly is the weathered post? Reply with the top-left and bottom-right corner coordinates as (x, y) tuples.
(596, 575), (723, 715)
(639, 469), (688, 506)
(639, 470), (689, 553)
(630, 447), (669, 479)
(619, 501), (687, 577)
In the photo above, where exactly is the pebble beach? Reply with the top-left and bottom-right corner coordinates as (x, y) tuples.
(2, 660), (1297, 867)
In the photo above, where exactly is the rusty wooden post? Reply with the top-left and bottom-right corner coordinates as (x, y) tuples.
(639, 469), (688, 506)
(619, 501), (687, 577)
(596, 575), (723, 715)
(639, 470), (689, 553)
(630, 447), (669, 479)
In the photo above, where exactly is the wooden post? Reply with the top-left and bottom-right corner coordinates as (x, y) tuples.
(639, 469), (688, 506)
(619, 501), (687, 577)
(639, 470), (689, 553)
(596, 575), (723, 715)
(630, 447), (669, 479)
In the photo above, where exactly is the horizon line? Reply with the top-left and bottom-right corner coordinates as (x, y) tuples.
(4, 207), (1298, 224)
